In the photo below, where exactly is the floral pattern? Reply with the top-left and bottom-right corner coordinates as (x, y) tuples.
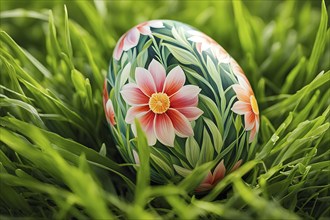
(188, 30), (231, 63)
(231, 73), (259, 142)
(196, 159), (242, 192)
(113, 20), (164, 60)
(103, 80), (116, 126)
(121, 59), (203, 146)
(104, 20), (259, 190)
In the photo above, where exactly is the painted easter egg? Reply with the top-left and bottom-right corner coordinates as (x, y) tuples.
(103, 20), (259, 191)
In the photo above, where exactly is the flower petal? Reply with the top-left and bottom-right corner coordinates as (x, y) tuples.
(125, 105), (150, 123)
(176, 107), (203, 121)
(255, 114), (260, 132)
(249, 115), (259, 143)
(121, 83), (149, 105)
(212, 160), (226, 184)
(148, 20), (164, 28)
(187, 30), (204, 37)
(167, 109), (194, 138)
(188, 35), (205, 43)
(195, 171), (214, 192)
(123, 27), (140, 51)
(103, 80), (109, 108)
(237, 74), (252, 94)
(230, 59), (245, 77)
(170, 85), (201, 108)
(217, 53), (231, 64)
(140, 111), (157, 146)
(230, 159), (243, 173)
(199, 171), (213, 185)
(249, 125), (257, 143)
(200, 42), (211, 51)
(232, 84), (250, 103)
(244, 111), (256, 131)
(137, 24), (151, 35)
(148, 59), (166, 92)
(214, 46), (231, 63)
(163, 66), (186, 96)
(196, 43), (202, 54)
(250, 130), (257, 143)
(154, 113), (175, 147)
(135, 67), (157, 97)
(231, 101), (251, 115)
(231, 60), (253, 94)
(113, 35), (125, 60)
(105, 99), (116, 126)
(195, 183), (213, 192)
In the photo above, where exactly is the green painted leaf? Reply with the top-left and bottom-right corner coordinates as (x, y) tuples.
(199, 94), (223, 134)
(153, 33), (177, 44)
(173, 165), (192, 177)
(204, 117), (223, 153)
(198, 128), (214, 165)
(171, 27), (191, 49)
(119, 62), (131, 87)
(163, 43), (198, 65)
(150, 153), (174, 177)
(206, 56), (222, 91)
(234, 115), (242, 133)
(185, 136), (200, 167)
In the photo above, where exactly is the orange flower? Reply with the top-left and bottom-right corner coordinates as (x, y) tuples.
(231, 73), (259, 143)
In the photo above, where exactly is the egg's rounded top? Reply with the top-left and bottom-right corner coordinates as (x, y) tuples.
(104, 20), (259, 191)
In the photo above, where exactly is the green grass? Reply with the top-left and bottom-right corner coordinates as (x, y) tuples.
(0, 0), (329, 219)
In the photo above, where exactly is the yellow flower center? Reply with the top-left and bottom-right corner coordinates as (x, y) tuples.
(250, 95), (259, 115)
(149, 93), (170, 114)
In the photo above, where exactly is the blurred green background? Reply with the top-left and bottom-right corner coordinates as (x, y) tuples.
(1, 0), (327, 71)
(0, 0), (329, 219)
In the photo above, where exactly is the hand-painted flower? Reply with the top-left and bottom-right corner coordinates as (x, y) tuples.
(103, 80), (116, 126)
(121, 59), (203, 146)
(195, 159), (242, 192)
(105, 100), (116, 126)
(231, 73), (259, 143)
(187, 30), (231, 63)
(113, 20), (164, 60)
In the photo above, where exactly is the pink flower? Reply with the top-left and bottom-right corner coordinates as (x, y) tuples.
(121, 59), (203, 146)
(231, 73), (259, 143)
(113, 20), (164, 60)
(195, 159), (242, 192)
(103, 80), (116, 126)
(187, 30), (231, 63)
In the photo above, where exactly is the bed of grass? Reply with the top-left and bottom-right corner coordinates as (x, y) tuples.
(0, 0), (329, 219)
